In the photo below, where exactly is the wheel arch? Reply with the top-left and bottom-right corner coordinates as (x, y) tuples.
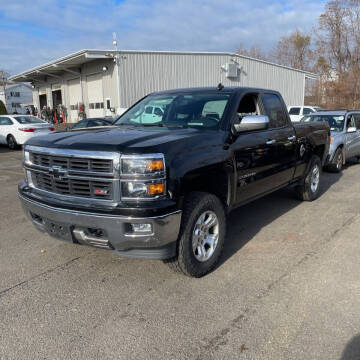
(180, 167), (232, 210)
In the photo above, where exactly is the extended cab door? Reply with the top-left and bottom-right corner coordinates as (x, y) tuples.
(232, 92), (296, 205)
(260, 93), (297, 185)
(345, 113), (360, 158)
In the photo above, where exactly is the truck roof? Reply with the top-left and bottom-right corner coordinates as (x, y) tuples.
(151, 86), (278, 95)
(313, 110), (347, 116)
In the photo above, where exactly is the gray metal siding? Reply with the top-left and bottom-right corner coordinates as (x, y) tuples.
(119, 53), (305, 108)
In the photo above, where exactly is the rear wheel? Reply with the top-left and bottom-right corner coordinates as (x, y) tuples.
(328, 148), (343, 173)
(296, 155), (322, 201)
(7, 135), (18, 150)
(164, 192), (226, 277)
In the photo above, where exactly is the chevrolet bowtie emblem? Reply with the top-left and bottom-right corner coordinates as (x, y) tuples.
(48, 166), (67, 180)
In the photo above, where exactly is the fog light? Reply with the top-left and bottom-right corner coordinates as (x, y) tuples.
(131, 223), (152, 234)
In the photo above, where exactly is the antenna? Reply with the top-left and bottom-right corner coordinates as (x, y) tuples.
(112, 32), (118, 51)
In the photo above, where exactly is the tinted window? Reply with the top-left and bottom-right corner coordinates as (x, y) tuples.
(289, 107), (300, 115)
(145, 106), (153, 114)
(302, 114), (345, 132)
(154, 107), (163, 116)
(0, 117), (13, 125)
(354, 114), (360, 130)
(88, 119), (109, 127)
(72, 120), (88, 129)
(13, 116), (46, 124)
(346, 115), (356, 129)
(262, 94), (287, 128)
(303, 108), (313, 115)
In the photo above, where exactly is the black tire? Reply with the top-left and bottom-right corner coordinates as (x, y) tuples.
(296, 155), (322, 201)
(328, 148), (343, 173)
(164, 192), (226, 277)
(7, 135), (18, 150)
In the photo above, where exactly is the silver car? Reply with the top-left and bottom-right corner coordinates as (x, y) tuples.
(301, 110), (360, 172)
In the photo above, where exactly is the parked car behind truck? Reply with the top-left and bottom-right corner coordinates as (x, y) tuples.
(18, 87), (330, 277)
(301, 110), (360, 172)
(0, 115), (56, 150)
(288, 105), (322, 122)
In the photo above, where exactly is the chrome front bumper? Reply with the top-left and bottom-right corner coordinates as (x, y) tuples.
(19, 193), (181, 260)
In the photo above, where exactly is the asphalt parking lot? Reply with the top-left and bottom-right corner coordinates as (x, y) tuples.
(1, 146), (360, 360)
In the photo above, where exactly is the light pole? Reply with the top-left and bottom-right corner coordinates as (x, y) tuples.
(113, 32), (121, 114)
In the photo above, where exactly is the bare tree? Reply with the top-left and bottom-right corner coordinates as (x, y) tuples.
(236, 44), (269, 61)
(315, 0), (360, 108)
(270, 29), (313, 71)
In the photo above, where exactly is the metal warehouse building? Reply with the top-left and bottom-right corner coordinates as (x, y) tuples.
(9, 49), (317, 123)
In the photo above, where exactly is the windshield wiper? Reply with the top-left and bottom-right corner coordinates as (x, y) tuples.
(141, 123), (186, 128)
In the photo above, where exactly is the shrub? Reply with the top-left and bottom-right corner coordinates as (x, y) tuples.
(0, 100), (7, 115)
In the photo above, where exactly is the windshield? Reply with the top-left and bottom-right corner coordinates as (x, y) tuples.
(13, 116), (46, 124)
(71, 120), (87, 129)
(301, 114), (345, 132)
(114, 93), (231, 130)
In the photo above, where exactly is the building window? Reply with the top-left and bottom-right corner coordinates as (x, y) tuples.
(10, 92), (20, 97)
(11, 102), (21, 108)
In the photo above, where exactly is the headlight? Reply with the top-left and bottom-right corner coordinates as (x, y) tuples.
(23, 148), (31, 165)
(120, 154), (166, 200)
(121, 180), (166, 199)
(121, 154), (165, 175)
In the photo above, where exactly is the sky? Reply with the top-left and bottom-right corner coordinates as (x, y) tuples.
(0, 0), (328, 75)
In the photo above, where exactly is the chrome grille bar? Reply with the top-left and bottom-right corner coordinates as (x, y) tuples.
(24, 145), (120, 204)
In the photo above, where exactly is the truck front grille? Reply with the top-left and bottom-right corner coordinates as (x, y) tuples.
(25, 146), (120, 203)
(30, 153), (113, 173)
(32, 172), (113, 200)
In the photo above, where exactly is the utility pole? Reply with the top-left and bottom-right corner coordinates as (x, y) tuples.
(113, 32), (121, 114)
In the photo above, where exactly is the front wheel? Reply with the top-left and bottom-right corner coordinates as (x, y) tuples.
(296, 155), (322, 201)
(164, 192), (226, 277)
(7, 135), (18, 150)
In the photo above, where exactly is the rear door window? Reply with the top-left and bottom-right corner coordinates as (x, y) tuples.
(261, 94), (287, 128)
(346, 115), (356, 129)
(0, 117), (13, 125)
(289, 107), (300, 115)
(145, 106), (153, 114)
(354, 114), (360, 130)
(303, 108), (313, 115)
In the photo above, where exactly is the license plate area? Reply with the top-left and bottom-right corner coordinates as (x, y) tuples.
(43, 219), (73, 242)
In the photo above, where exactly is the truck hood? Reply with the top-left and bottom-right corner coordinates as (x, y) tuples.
(25, 126), (224, 154)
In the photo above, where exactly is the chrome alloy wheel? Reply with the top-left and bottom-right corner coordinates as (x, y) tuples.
(192, 211), (219, 262)
(310, 165), (320, 193)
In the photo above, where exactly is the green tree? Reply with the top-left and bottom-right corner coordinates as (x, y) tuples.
(0, 100), (7, 115)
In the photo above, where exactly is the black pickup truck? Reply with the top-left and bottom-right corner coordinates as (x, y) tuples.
(18, 87), (330, 277)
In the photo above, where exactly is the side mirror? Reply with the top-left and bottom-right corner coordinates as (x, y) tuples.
(234, 115), (269, 133)
(347, 126), (357, 133)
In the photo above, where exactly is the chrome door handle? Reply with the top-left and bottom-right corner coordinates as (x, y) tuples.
(266, 139), (276, 145)
(288, 135), (296, 141)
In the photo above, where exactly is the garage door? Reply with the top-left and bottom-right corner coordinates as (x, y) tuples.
(87, 73), (104, 118)
(67, 78), (81, 122)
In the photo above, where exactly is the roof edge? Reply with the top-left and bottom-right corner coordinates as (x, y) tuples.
(9, 48), (318, 81)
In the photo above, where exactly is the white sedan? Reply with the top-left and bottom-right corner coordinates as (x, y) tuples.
(0, 115), (56, 150)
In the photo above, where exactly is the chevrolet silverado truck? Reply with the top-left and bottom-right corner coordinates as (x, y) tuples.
(18, 87), (330, 277)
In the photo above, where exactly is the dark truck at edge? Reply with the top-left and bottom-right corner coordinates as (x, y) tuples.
(18, 87), (330, 277)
